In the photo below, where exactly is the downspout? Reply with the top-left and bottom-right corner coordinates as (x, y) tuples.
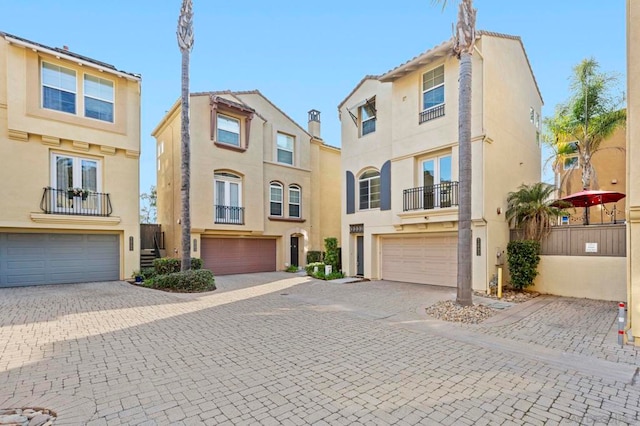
(474, 42), (490, 294)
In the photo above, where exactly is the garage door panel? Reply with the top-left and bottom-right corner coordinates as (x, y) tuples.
(381, 235), (457, 287)
(0, 233), (119, 287)
(201, 238), (276, 275)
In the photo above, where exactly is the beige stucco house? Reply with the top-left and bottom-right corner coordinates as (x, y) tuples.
(556, 126), (627, 225)
(0, 31), (141, 287)
(339, 31), (542, 291)
(152, 91), (340, 275)
(626, 0), (640, 345)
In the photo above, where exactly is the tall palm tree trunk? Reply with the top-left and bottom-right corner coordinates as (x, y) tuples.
(177, 0), (194, 271)
(453, 0), (476, 306)
(180, 49), (191, 271)
(457, 50), (473, 306)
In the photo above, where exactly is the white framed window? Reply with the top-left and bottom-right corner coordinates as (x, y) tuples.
(564, 156), (579, 170)
(42, 62), (76, 114)
(157, 141), (164, 171)
(270, 182), (283, 216)
(217, 114), (241, 146)
(535, 112), (540, 129)
(422, 155), (453, 208)
(277, 132), (294, 165)
(359, 99), (376, 136)
(289, 185), (301, 218)
(359, 170), (380, 210)
(530, 107), (535, 123)
(422, 65), (445, 112)
(214, 172), (242, 224)
(84, 74), (114, 122)
(50, 153), (101, 213)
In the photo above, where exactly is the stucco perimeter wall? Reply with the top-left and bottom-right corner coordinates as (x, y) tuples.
(532, 255), (626, 302)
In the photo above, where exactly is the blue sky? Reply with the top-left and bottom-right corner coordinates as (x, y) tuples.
(0, 1), (627, 195)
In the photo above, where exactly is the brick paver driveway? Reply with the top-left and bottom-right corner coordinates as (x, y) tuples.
(1, 273), (639, 425)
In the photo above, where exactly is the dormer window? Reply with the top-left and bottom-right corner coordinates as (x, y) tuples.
(217, 114), (241, 147)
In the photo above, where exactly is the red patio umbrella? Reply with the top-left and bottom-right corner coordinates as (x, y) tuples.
(552, 190), (626, 225)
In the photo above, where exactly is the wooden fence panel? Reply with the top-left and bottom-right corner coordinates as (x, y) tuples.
(510, 224), (625, 257)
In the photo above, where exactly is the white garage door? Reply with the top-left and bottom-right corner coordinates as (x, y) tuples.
(380, 234), (457, 287)
(0, 233), (120, 287)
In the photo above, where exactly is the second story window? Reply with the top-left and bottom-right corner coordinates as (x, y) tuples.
(359, 99), (376, 136)
(277, 133), (294, 165)
(359, 170), (380, 210)
(422, 65), (445, 121)
(270, 182), (283, 216)
(563, 142), (579, 170)
(214, 172), (243, 224)
(289, 185), (301, 218)
(217, 114), (241, 146)
(84, 75), (114, 122)
(42, 62), (76, 114)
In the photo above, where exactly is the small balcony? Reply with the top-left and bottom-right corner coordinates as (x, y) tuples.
(419, 104), (445, 124)
(40, 187), (113, 217)
(215, 205), (244, 225)
(403, 181), (459, 212)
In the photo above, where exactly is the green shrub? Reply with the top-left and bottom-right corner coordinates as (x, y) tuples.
(285, 265), (299, 273)
(306, 251), (324, 264)
(141, 267), (156, 280)
(150, 269), (216, 293)
(324, 237), (339, 272)
(191, 258), (203, 270)
(305, 262), (325, 276)
(153, 257), (202, 274)
(325, 271), (345, 280)
(507, 240), (541, 290)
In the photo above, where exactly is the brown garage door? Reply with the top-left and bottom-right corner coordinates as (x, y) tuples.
(380, 234), (457, 287)
(201, 238), (277, 275)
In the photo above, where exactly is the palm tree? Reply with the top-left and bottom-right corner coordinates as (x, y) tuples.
(433, 0), (477, 306)
(545, 58), (626, 192)
(506, 183), (568, 243)
(177, 0), (194, 271)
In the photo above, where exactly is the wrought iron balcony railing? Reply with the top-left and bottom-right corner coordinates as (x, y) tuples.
(215, 205), (244, 225)
(40, 187), (113, 217)
(403, 181), (459, 212)
(419, 104), (445, 124)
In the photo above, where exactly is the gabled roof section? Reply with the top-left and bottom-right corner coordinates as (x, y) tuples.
(376, 30), (542, 103)
(378, 38), (454, 82)
(477, 30), (543, 104)
(1, 31), (140, 80)
(337, 75), (380, 110)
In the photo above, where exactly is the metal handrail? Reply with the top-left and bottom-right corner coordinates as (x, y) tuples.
(40, 187), (113, 217)
(403, 181), (459, 211)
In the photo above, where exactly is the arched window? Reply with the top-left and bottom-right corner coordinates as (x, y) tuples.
(359, 170), (380, 210)
(289, 185), (301, 218)
(270, 182), (283, 216)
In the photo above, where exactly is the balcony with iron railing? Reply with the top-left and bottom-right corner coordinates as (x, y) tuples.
(40, 187), (113, 217)
(403, 181), (459, 212)
(215, 205), (244, 225)
(419, 104), (445, 124)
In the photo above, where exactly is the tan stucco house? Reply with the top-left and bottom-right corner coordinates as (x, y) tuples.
(626, 0), (640, 345)
(152, 91), (340, 275)
(339, 31), (542, 291)
(556, 126), (627, 225)
(0, 31), (141, 287)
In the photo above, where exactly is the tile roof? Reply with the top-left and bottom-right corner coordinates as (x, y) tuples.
(1, 30), (140, 79)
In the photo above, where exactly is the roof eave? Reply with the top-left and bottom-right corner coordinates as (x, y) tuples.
(379, 40), (454, 82)
(3, 34), (141, 81)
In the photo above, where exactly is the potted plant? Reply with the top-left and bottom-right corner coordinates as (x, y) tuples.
(67, 187), (89, 200)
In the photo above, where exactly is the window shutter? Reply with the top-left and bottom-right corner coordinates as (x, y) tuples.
(346, 171), (355, 214)
(380, 160), (391, 211)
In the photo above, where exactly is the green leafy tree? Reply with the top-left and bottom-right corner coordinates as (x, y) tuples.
(177, 0), (194, 271)
(433, 0), (477, 306)
(506, 183), (568, 243)
(545, 58), (626, 191)
(140, 185), (157, 224)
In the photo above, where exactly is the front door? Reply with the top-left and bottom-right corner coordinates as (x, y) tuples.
(290, 236), (299, 267)
(356, 236), (364, 276)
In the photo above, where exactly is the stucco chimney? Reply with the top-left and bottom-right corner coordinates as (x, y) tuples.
(308, 109), (321, 138)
